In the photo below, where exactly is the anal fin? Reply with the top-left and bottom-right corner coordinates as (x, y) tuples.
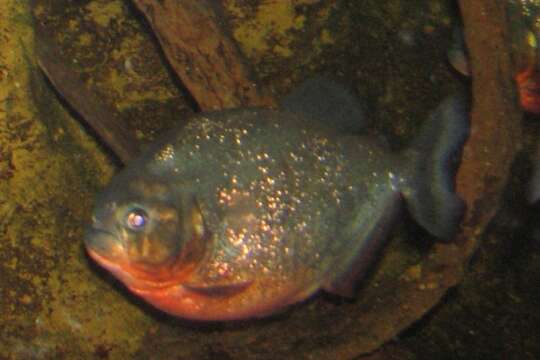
(323, 192), (403, 298)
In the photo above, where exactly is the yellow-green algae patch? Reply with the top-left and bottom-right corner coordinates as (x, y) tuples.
(222, 0), (342, 91)
(36, 0), (191, 146)
(0, 1), (151, 358)
(83, 0), (180, 110)
(85, 0), (124, 28)
(103, 35), (180, 111)
(225, 0), (319, 59)
(32, 240), (153, 358)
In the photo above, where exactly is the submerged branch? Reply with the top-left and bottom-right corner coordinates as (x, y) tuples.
(132, 0), (277, 111)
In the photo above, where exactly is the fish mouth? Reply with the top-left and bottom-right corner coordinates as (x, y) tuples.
(84, 226), (122, 259)
(86, 246), (176, 291)
(85, 246), (134, 283)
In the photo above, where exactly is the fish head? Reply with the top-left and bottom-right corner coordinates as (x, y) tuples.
(84, 164), (304, 321)
(84, 169), (209, 297)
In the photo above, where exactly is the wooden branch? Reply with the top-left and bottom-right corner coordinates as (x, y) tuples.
(132, 0), (277, 111)
(456, 0), (522, 243)
(35, 39), (140, 164)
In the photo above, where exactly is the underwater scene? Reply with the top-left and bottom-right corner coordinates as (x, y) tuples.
(0, 0), (539, 359)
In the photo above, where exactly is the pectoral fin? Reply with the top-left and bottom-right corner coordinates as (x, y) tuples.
(183, 281), (253, 298)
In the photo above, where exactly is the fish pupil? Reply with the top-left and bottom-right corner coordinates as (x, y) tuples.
(126, 208), (148, 231)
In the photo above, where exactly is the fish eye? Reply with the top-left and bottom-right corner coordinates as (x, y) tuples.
(125, 208), (148, 231)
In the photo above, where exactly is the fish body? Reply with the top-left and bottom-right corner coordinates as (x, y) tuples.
(85, 80), (468, 320)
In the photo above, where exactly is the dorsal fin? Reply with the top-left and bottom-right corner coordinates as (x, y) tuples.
(280, 76), (368, 133)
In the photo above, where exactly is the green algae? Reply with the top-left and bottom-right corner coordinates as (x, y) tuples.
(223, 0), (339, 88)
(34, 0), (192, 144)
(0, 1), (152, 358)
(225, 0), (309, 58)
(85, 0), (124, 28)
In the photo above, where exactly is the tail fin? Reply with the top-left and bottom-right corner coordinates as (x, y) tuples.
(401, 93), (470, 240)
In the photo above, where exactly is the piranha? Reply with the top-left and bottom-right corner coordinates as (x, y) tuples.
(84, 78), (469, 321)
